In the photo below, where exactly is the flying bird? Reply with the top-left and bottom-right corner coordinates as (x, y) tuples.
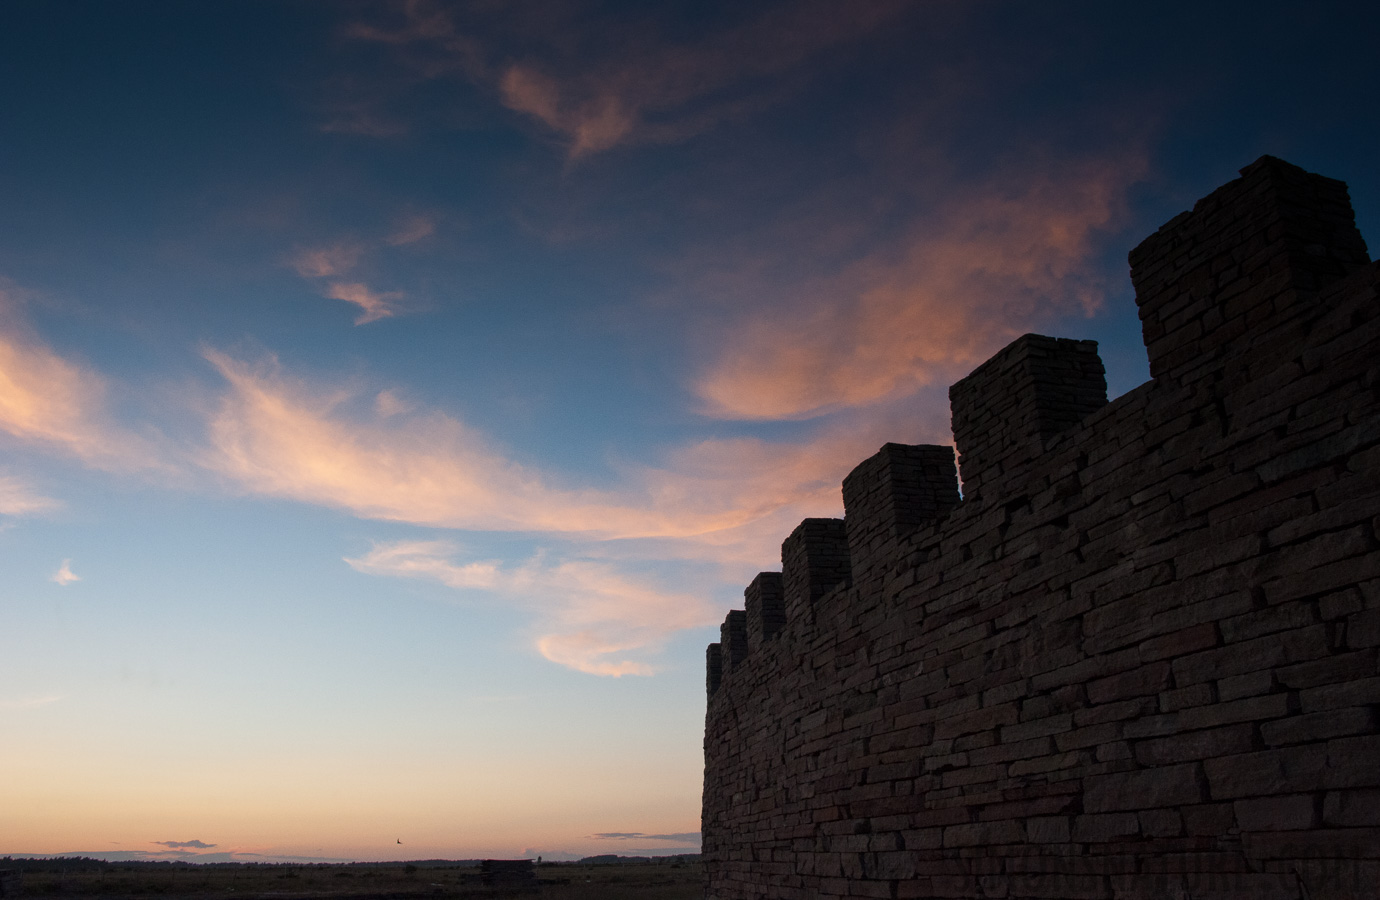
(397, 839), (402, 844)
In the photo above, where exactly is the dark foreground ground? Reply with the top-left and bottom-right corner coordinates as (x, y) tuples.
(0, 860), (701, 900)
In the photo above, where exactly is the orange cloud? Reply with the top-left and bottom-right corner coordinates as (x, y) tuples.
(196, 345), (945, 678)
(323, 282), (405, 325)
(346, 540), (716, 676)
(692, 155), (1146, 419)
(373, 389), (412, 418)
(498, 65), (636, 158)
(0, 297), (160, 470)
(349, 0), (910, 158)
(289, 222), (433, 324)
(332, 406), (937, 675)
(197, 348), (911, 554)
(0, 475), (58, 517)
(202, 350), (612, 534)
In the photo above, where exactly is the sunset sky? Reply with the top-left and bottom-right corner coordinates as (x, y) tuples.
(2, 0), (1377, 863)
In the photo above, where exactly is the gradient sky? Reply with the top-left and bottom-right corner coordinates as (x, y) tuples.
(2, 0), (1377, 864)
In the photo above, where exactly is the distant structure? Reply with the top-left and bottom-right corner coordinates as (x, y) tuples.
(702, 157), (1379, 899)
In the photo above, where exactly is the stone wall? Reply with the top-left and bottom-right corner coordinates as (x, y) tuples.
(701, 157), (1380, 900)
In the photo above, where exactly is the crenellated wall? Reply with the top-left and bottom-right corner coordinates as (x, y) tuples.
(702, 157), (1380, 900)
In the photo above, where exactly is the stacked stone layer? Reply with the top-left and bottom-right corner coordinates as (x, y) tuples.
(702, 157), (1380, 900)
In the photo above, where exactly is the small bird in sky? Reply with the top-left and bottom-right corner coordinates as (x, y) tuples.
(397, 839), (402, 844)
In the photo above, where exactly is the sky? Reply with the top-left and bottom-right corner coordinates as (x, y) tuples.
(1, 0), (1377, 865)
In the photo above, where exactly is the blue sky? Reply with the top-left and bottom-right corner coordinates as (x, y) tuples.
(1, 0), (1376, 863)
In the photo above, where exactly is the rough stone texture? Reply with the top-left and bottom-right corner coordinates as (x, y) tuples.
(702, 157), (1380, 900)
(843, 444), (960, 592)
(705, 642), (722, 698)
(746, 572), (787, 650)
(949, 335), (1107, 501)
(720, 610), (749, 675)
(782, 518), (851, 630)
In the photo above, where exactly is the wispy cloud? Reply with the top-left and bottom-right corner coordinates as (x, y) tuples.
(32, 850), (349, 865)
(691, 154), (1146, 420)
(196, 347), (902, 552)
(153, 840), (216, 849)
(324, 282), (405, 325)
(346, 0), (911, 158)
(51, 559), (80, 586)
(288, 217), (432, 324)
(0, 292), (162, 469)
(195, 347), (922, 674)
(0, 474), (59, 517)
(345, 540), (716, 676)
(288, 243), (365, 279)
(385, 213), (436, 246)
(0, 694), (64, 711)
(200, 348), (637, 535)
(594, 832), (700, 843)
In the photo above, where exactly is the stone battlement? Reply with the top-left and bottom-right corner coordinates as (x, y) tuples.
(702, 157), (1380, 899)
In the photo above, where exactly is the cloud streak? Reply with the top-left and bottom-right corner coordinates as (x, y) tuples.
(0, 474), (58, 517)
(287, 215), (434, 324)
(345, 540), (716, 676)
(0, 694), (64, 711)
(197, 348), (925, 674)
(347, 0), (911, 158)
(0, 293), (161, 469)
(692, 154), (1146, 420)
(198, 348), (870, 543)
(289, 243), (364, 279)
(324, 282), (405, 325)
(595, 832), (700, 843)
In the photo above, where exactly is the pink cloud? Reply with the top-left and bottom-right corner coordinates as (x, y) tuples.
(0, 474), (58, 517)
(289, 222), (435, 324)
(195, 345), (950, 678)
(331, 405), (947, 675)
(51, 559), (80, 586)
(498, 65), (637, 158)
(323, 282), (405, 325)
(198, 348), (834, 540)
(347, 0), (911, 158)
(691, 154), (1147, 420)
(0, 293), (162, 470)
(195, 348), (932, 572)
(288, 243), (364, 279)
(346, 540), (716, 677)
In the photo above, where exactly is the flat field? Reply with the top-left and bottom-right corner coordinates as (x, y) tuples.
(3, 860), (701, 900)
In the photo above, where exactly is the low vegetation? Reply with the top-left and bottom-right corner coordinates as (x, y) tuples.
(0, 857), (701, 899)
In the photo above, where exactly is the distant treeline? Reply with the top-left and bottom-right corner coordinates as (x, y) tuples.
(2, 857), (116, 872)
